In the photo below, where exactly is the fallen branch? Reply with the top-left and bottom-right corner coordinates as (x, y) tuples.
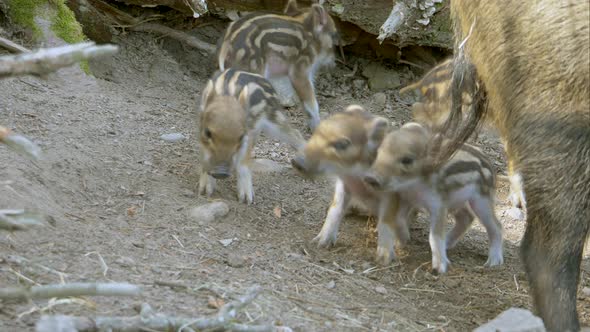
(0, 282), (141, 302)
(132, 22), (216, 54)
(0, 126), (42, 160)
(85, 0), (216, 54)
(0, 36), (31, 53)
(35, 286), (293, 332)
(0, 209), (44, 231)
(0, 42), (118, 78)
(377, 1), (409, 43)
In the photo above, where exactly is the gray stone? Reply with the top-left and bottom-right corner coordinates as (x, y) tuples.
(189, 201), (230, 224)
(474, 308), (545, 332)
(353, 79), (367, 90)
(374, 92), (388, 107)
(326, 280), (336, 289)
(375, 286), (387, 294)
(115, 256), (135, 267)
(160, 133), (185, 142)
(226, 253), (246, 268)
(362, 62), (401, 91)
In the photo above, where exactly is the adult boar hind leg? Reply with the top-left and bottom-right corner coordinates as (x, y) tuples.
(520, 157), (590, 332)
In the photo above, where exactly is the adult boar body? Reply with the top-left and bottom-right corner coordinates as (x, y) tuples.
(447, 1), (590, 331)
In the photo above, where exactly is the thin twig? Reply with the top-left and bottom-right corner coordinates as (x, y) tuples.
(399, 287), (444, 294)
(85, 251), (109, 277)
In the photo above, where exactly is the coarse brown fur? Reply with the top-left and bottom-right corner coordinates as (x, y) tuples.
(441, 1), (590, 330)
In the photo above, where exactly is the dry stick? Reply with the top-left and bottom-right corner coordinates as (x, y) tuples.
(132, 23), (216, 54)
(0, 282), (141, 302)
(0, 209), (44, 231)
(35, 286), (293, 332)
(0, 42), (118, 78)
(0, 126), (42, 161)
(0, 36), (30, 53)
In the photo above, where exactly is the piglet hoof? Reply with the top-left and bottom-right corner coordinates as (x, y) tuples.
(312, 232), (337, 248)
(431, 257), (451, 275)
(198, 178), (215, 197)
(237, 189), (254, 205)
(484, 254), (504, 267)
(375, 246), (395, 266)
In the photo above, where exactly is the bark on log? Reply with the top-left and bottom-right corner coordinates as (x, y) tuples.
(203, 0), (452, 49)
(67, 0), (452, 50)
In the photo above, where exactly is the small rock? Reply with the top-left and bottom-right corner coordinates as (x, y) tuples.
(582, 287), (590, 297)
(374, 92), (387, 107)
(362, 62), (401, 91)
(115, 256), (135, 267)
(326, 280), (336, 289)
(181, 189), (196, 198)
(443, 278), (461, 289)
(219, 238), (234, 247)
(189, 201), (230, 224)
(226, 253), (246, 268)
(474, 308), (545, 332)
(353, 79), (366, 90)
(506, 207), (525, 220)
(131, 241), (144, 248)
(160, 133), (185, 142)
(375, 286), (387, 294)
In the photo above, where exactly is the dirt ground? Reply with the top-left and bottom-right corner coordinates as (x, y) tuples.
(1, 24), (590, 331)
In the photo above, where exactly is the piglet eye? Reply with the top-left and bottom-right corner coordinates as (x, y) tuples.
(204, 128), (212, 139)
(400, 156), (414, 165)
(332, 138), (350, 151)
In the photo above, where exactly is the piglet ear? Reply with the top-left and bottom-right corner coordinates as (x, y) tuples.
(368, 116), (390, 146)
(311, 4), (328, 30)
(200, 79), (215, 111)
(283, 0), (300, 16)
(238, 84), (250, 110)
(343, 104), (365, 114)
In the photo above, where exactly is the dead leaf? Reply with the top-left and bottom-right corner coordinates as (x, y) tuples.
(207, 296), (225, 309)
(126, 206), (137, 217)
(273, 205), (282, 218)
